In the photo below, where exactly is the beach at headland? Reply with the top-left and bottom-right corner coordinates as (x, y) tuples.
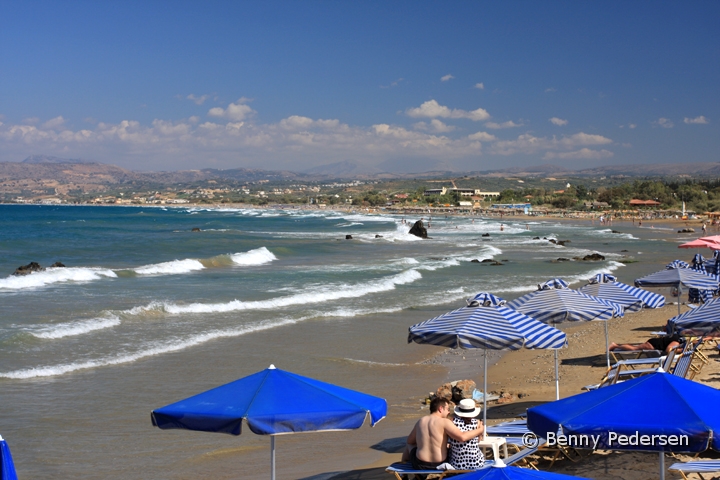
(1, 204), (717, 480)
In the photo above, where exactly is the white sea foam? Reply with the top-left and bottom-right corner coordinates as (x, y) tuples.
(31, 316), (121, 339)
(230, 246), (277, 266)
(129, 269), (423, 315)
(0, 317), (302, 379)
(0, 267), (117, 290)
(133, 259), (205, 275)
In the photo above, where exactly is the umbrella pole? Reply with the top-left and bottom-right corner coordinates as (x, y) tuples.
(677, 284), (682, 316)
(554, 349), (560, 400)
(483, 347), (488, 440)
(659, 450), (665, 480)
(605, 321), (610, 369)
(271, 435), (276, 480)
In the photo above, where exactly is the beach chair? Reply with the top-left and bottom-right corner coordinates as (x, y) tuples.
(385, 462), (478, 479)
(669, 460), (720, 480)
(671, 339), (704, 379)
(582, 362), (625, 391)
(583, 351), (676, 391)
(609, 348), (661, 364)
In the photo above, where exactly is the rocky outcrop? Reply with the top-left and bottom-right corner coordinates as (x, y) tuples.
(678, 228), (695, 233)
(191, 227), (201, 232)
(408, 220), (428, 239)
(13, 262), (44, 275)
(574, 253), (606, 261)
(345, 234), (353, 239)
(50, 261), (66, 268)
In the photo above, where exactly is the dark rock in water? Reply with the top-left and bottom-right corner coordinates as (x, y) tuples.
(50, 261), (66, 268)
(345, 234), (353, 239)
(612, 230), (621, 234)
(575, 253), (606, 261)
(553, 258), (571, 262)
(471, 259), (480, 263)
(678, 228), (695, 233)
(13, 262), (44, 275)
(481, 233), (491, 237)
(489, 261), (504, 266)
(621, 249), (629, 252)
(548, 239), (557, 244)
(191, 227), (201, 232)
(408, 220), (428, 239)
(555, 240), (570, 246)
(481, 259), (494, 263)
(375, 234), (383, 238)
(533, 237), (540, 240)
(501, 259), (509, 262)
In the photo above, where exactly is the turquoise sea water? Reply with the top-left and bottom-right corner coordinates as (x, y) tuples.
(0, 205), (693, 478)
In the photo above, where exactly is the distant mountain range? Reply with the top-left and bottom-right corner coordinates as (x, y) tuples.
(2, 156), (719, 187)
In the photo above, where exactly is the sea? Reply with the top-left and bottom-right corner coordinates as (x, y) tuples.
(0, 204), (693, 479)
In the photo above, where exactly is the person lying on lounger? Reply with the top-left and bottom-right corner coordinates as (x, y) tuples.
(609, 333), (684, 354)
(402, 397), (484, 470)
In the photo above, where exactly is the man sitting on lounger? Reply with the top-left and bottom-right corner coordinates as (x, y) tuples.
(401, 397), (484, 470)
(609, 333), (684, 354)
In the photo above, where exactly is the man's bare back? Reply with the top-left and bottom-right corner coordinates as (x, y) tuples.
(402, 398), (483, 467)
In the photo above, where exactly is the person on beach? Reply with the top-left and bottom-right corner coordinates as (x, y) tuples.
(609, 333), (684, 354)
(401, 397), (484, 470)
(448, 399), (485, 469)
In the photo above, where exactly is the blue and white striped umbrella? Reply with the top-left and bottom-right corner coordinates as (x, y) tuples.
(507, 278), (624, 324)
(578, 273), (666, 312)
(689, 254), (713, 303)
(507, 278), (624, 376)
(409, 292), (567, 424)
(635, 266), (719, 314)
(667, 260), (691, 269)
(667, 297), (720, 336)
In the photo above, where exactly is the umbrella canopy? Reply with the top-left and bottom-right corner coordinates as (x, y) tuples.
(689, 254), (713, 303)
(678, 239), (720, 250)
(450, 464), (589, 480)
(507, 278), (624, 323)
(409, 292), (566, 422)
(634, 266), (719, 314)
(667, 297), (720, 336)
(527, 372), (720, 480)
(507, 278), (624, 373)
(527, 372), (720, 452)
(0, 436), (18, 480)
(152, 365), (387, 479)
(578, 274), (665, 312)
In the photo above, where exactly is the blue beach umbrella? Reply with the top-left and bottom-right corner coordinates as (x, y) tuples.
(0, 435), (18, 480)
(409, 292), (566, 427)
(666, 297), (720, 336)
(578, 274), (666, 312)
(151, 365), (387, 480)
(450, 463), (589, 480)
(527, 372), (720, 480)
(689, 254), (713, 304)
(634, 265), (719, 315)
(507, 278), (624, 384)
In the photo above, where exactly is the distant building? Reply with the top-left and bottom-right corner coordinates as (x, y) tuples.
(629, 199), (661, 207)
(423, 187), (500, 197)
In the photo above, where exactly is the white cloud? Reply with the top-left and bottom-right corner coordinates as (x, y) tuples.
(485, 120), (522, 129)
(468, 131), (497, 142)
(490, 132), (613, 156)
(22, 117), (39, 125)
(41, 116), (67, 130)
(549, 117), (568, 126)
(684, 116), (709, 124)
(441, 74), (455, 82)
(543, 148), (614, 160)
(380, 78), (404, 89)
(474, 83), (485, 90)
(655, 118), (674, 128)
(186, 94), (210, 105)
(405, 100), (490, 121)
(414, 119), (455, 133)
(208, 99), (256, 122)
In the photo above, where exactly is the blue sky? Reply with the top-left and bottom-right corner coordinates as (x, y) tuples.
(0, 1), (717, 173)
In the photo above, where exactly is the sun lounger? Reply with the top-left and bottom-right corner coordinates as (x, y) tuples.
(609, 349), (661, 364)
(583, 351), (676, 391)
(669, 460), (720, 480)
(385, 461), (492, 479)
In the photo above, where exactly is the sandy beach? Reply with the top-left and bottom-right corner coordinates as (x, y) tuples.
(300, 216), (720, 480)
